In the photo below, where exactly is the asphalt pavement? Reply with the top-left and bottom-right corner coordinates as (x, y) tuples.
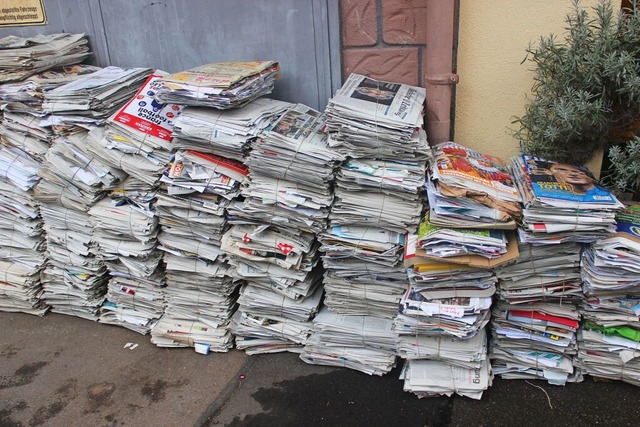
(1, 312), (639, 427)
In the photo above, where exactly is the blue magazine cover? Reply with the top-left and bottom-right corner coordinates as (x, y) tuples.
(520, 154), (618, 204)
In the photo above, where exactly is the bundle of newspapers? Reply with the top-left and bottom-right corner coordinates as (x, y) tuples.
(300, 307), (398, 375)
(0, 145), (47, 315)
(153, 140), (242, 350)
(0, 33), (90, 83)
(511, 154), (624, 244)
(427, 142), (521, 229)
(172, 98), (291, 161)
(319, 226), (407, 318)
(231, 104), (343, 233)
(324, 73), (428, 160)
(490, 239), (584, 385)
(225, 224), (323, 354)
(400, 358), (492, 399)
(42, 66), (152, 120)
(85, 71), (183, 185)
(35, 129), (125, 320)
(577, 205), (640, 386)
(155, 61), (280, 109)
(90, 179), (165, 334)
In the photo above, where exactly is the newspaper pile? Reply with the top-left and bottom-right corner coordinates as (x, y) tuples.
(576, 205), (640, 386)
(90, 179), (165, 334)
(225, 224), (323, 354)
(232, 104), (343, 233)
(490, 240), (584, 385)
(320, 75), (426, 323)
(35, 129), (124, 320)
(397, 242), (493, 398)
(172, 98), (291, 161)
(152, 146), (244, 350)
(427, 142), (521, 229)
(155, 61), (280, 109)
(511, 154), (624, 244)
(0, 144), (47, 315)
(0, 33), (91, 83)
(300, 307), (398, 375)
(84, 72), (183, 185)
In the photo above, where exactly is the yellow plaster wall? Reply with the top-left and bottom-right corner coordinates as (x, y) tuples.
(455, 0), (609, 173)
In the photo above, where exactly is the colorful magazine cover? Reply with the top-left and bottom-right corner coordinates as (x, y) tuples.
(433, 142), (520, 200)
(519, 154), (619, 204)
(616, 203), (640, 236)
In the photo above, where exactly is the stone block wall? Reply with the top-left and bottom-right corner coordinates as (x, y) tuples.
(340, 0), (427, 86)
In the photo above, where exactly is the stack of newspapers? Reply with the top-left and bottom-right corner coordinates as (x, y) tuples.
(225, 224), (323, 354)
(0, 144), (47, 315)
(0, 33), (90, 83)
(511, 154), (624, 244)
(233, 104), (343, 233)
(577, 205), (640, 386)
(300, 307), (398, 375)
(85, 72), (183, 185)
(320, 74), (426, 321)
(42, 66), (152, 121)
(172, 98), (291, 161)
(33, 67), (149, 320)
(490, 241), (584, 385)
(427, 142), (521, 229)
(398, 240), (493, 398)
(155, 61), (280, 109)
(91, 179), (165, 334)
(152, 146), (245, 351)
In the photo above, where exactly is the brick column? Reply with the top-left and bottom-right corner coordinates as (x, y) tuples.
(340, 0), (428, 86)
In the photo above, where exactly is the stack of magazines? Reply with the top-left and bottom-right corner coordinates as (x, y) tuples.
(85, 72), (183, 185)
(232, 104), (343, 234)
(0, 33), (90, 83)
(511, 154), (624, 244)
(427, 142), (521, 229)
(300, 307), (398, 375)
(0, 145), (47, 315)
(155, 61), (280, 109)
(91, 179), (165, 334)
(172, 98), (291, 161)
(577, 205), (640, 386)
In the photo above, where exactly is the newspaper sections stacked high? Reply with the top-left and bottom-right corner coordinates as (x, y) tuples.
(151, 151), (247, 351)
(155, 61), (280, 109)
(224, 104), (329, 354)
(0, 64), (100, 316)
(320, 74), (426, 319)
(90, 179), (165, 334)
(0, 33), (90, 83)
(399, 232), (494, 399)
(34, 67), (151, 320)
(0, 144), (47, 315)
(301, 74), (426, 376)
(172, 98), (291, 161)
(511, 154), (624, 244)
(397, 142), (524, 398)
(577, 204), (640, 386)
(491, 241), (583, 385)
